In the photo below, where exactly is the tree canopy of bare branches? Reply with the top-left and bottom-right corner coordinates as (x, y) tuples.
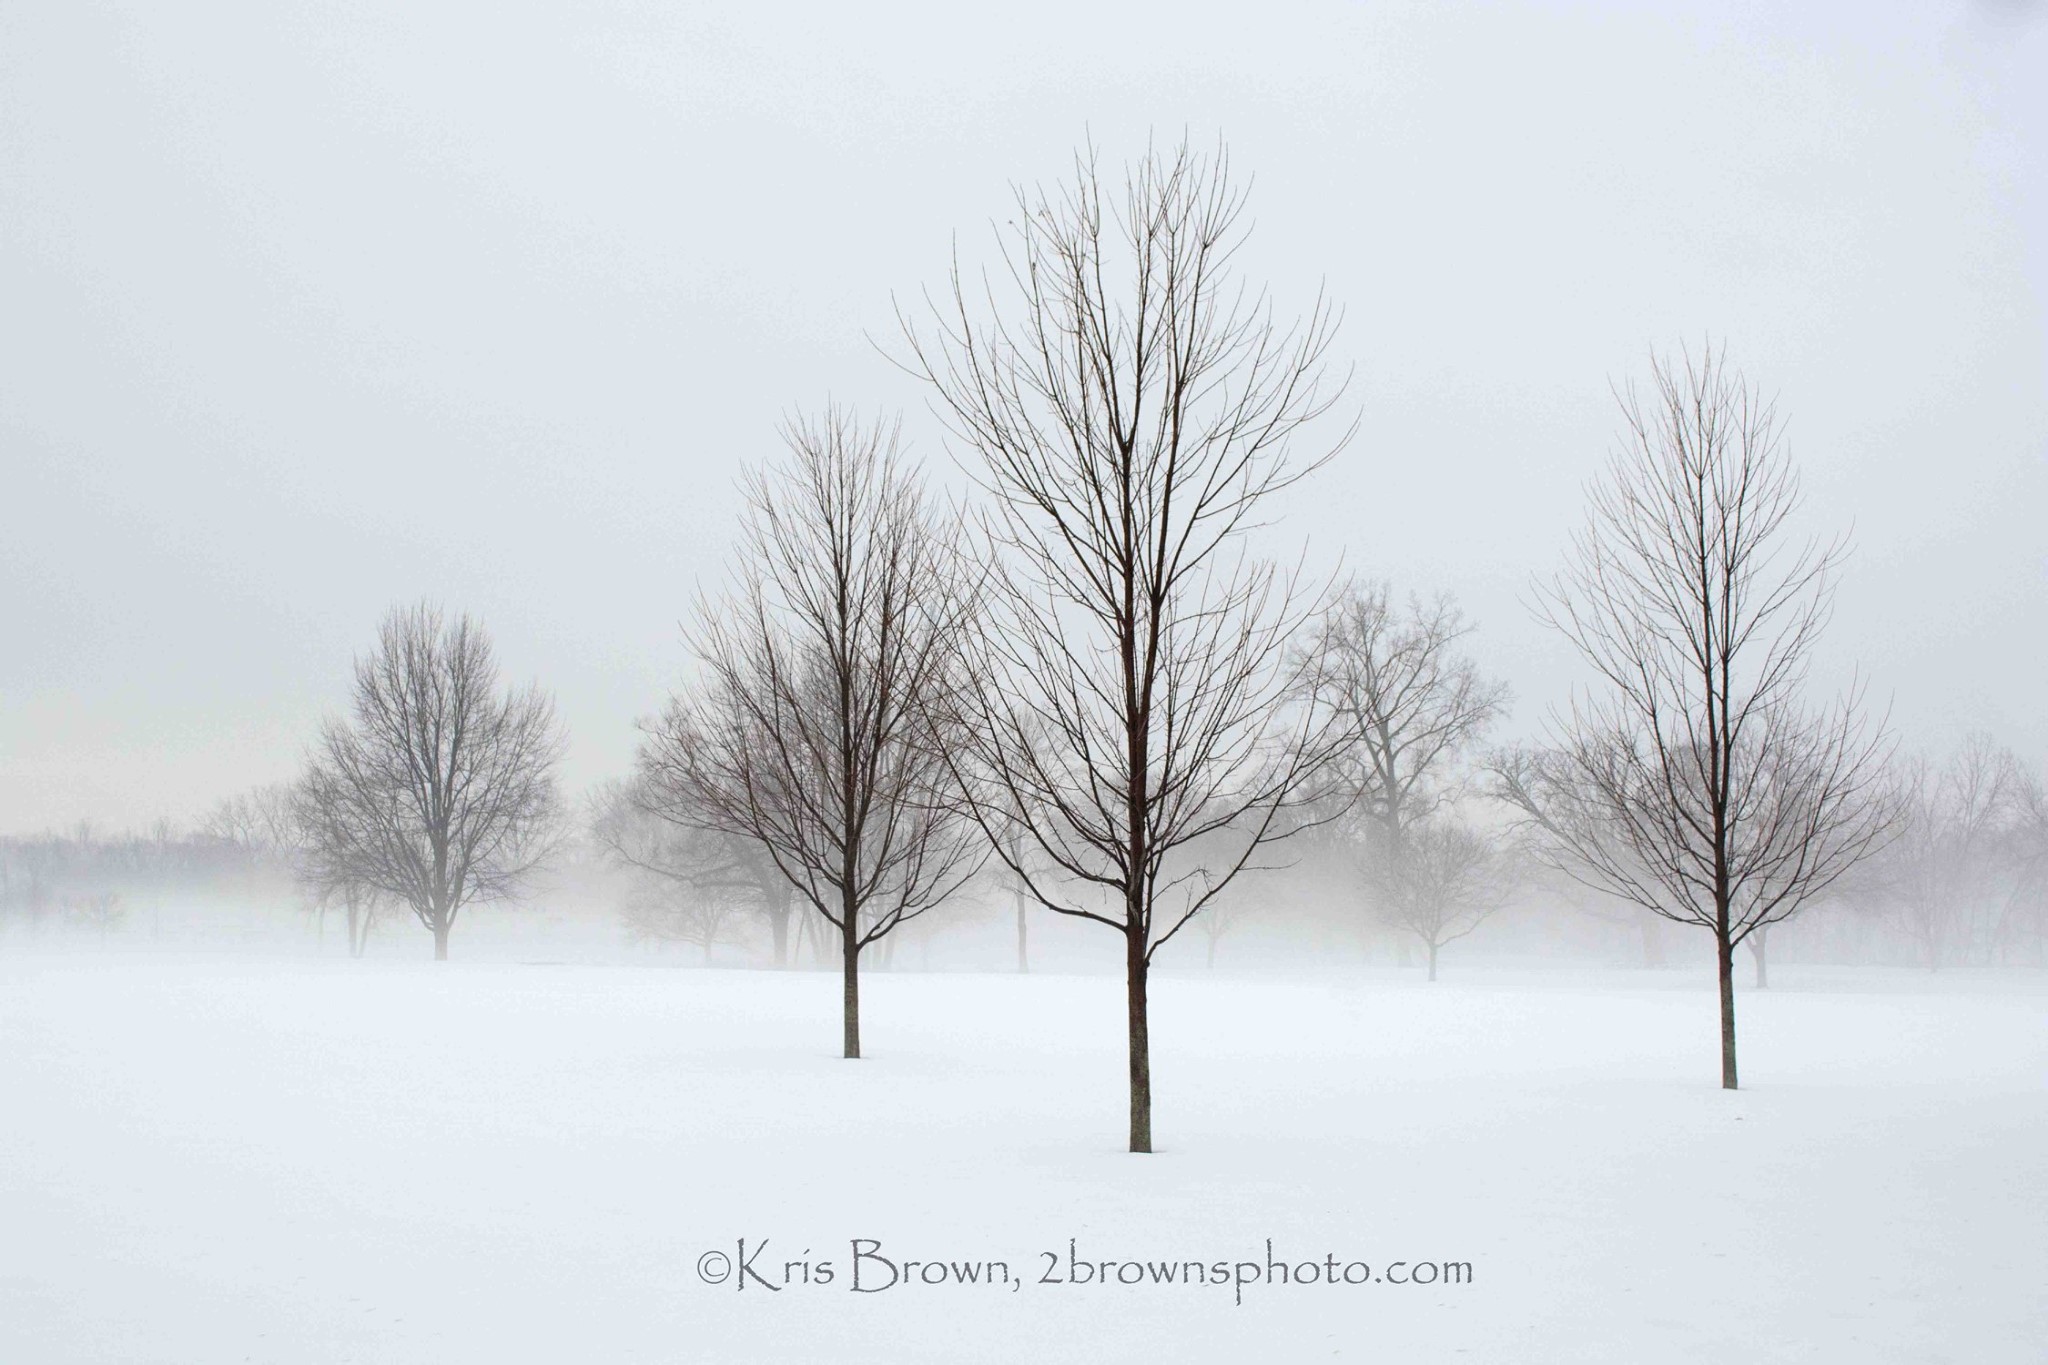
(298, 603), (565, 960)
(589, 777), (789, 965)
(901, 139), (1351, 1152)
(1494, 344), (1893, 1089)
(1370, 815), (1510, 981)
(1305, 582), (1509, 846)
(1868, 736), (2025, 970)
(638, 408), (983, 1058)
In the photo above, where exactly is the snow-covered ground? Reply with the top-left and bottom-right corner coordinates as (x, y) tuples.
(1, 956), (2041, 1363)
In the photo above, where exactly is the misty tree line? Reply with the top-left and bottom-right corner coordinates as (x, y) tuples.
(8, 140), (2048, 1145)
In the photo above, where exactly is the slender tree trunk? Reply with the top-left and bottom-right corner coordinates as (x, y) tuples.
(1126, 925), (1151, 1154)
(841, 916), (861, 1060)
(1716, 926), (1738, 1090)
(768, 905), (789, 968)
(1427, 940), (1439, 982)
(1749, 925), (1769, 990)
(1015, 889), (1028, 974)
(433, 923), (449, 961)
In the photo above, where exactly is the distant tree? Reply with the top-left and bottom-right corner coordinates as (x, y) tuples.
(298, 603), (565, 961)
(1495, 345), (1894, 1089)
(324, 880), (383, 958)
(639, 408), (983, 1057)
(1303, 582), (1509, 858)
(66, 890), (124, 937)
(1195, 888), (1252, 970)
(2007, 769), (2048, 964)
(1869, 736), (2022, 970)
(1370, 815), (1509, 981)
(1300, 581), (1508, 961)
(589, 778), (762, 964)
(902, 138), (1350, 1151)
(201, 784), (302, 867)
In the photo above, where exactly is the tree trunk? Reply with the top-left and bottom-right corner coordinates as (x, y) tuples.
(1639, 907), (1666, 968)
(1716, 928), (1738, 1090)
(769, 906), (789, 968)
(841, 917), (861, 1060)
(433, 924), (449, 961)
(1427, 940), (1439, 982)
(1015, 890), (1028, 974)
(1126, 926), (1151, 1154)
(1749, 925), (1768, 990)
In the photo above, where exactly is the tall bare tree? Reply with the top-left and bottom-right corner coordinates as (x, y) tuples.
(1495, 345), (1893, 1089)
(902, 139), (1350, 1152)
(299, 603), (565, 960)
(639, 408), (983, 1058)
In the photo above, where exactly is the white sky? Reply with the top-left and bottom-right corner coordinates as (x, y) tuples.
(3, 1), (2044, 834)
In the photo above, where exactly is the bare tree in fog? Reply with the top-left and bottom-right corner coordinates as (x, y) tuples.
(611, 776), (800, 967)
(903, 139), (1350, 1152)
(1869, 736), (2023, 970)
(2010, 770), (2048, 965)
(1496, 345), (1893, 1089)
(1304, 582), (1508, 855)
(1372, 816), (1510, 981)
(1300, 581), (1508, 963)
(639, 409), (983, 1058)
(298, 603), (566, 961)
(65, 889), (124, 937)
(589, 778), (772, 965)
(201, 783), (304, 870)
(998, 826), (1037, 974)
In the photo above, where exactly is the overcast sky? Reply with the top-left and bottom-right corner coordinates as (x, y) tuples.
(3, 1), (2043, 835)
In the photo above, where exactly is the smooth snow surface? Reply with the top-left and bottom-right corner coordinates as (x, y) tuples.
(1, 958), (2042, 1363)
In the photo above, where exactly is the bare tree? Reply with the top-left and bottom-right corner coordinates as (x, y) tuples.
(1494, 345), (1893, 1089)
(614, 781), (800, 967)
(310, 877), (383, 958)
(1304, 582), (1509, 854)
(639, 408), (984, 1058)
(1301, 581), (1508, 957)
(1869, 736), (2021, 970)
(1370, 814), (1508, 981)
(2006, 768), (2048, 965)
(902, 139), (1350, 1152)
(590, 778), (766, 964)
(998, 825), (1037, 974)
(298, 603), (565, 960)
